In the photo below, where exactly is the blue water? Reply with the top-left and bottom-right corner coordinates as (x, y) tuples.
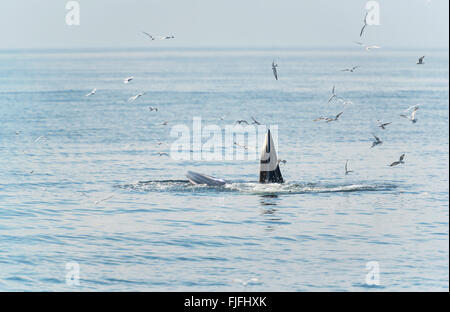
(0, 47), (448, 291)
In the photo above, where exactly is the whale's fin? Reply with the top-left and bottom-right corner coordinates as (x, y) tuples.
(259, 129), (284, 183)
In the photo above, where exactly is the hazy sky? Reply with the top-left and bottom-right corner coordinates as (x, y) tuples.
(0, 0), (448, 49)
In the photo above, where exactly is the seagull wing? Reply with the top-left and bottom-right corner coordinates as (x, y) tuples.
(142, 32), (154, 40)
(360, 24), (367, 37)
(400, 114), (410, 119)
(335, 112), (343, 119)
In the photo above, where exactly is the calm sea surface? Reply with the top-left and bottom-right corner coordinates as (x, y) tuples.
(0, 47), (448, 291)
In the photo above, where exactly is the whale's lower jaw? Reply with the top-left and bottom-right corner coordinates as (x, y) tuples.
(259, 166), (284, 184)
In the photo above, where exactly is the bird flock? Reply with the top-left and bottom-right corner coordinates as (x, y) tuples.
(270, 9), (425, 174)
(82, 8), (426, 177)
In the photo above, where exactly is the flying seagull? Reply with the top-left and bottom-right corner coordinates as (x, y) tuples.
(156, 152), (169, 156)
(328, 85), (340, 103)
(400, 105), (419, 123)
(251, 117), (261, 125)
(417, 56), (425, 65)
(345, 160), (353, 175)
(234, 142), (249, 150)
(236, 120), (249, 125)
(364, 45), (381, 51)
(360, 12), (369, 37)
(389, 153), (405, 167)
(272, 60), (278, 80)
(128, 92), (145, 103)
(355, 41), (381, 51)
(85, 88), (96, 97)
(95, 195), (114, 206)
(124, 76), (134, 84)
(160, 35), (175, 40)
(315, 112), (343, 123)
(371, 133), (383, 148)
(278, 159), (287, 165)
(148, 106), (158, 112)
(337, 98), (353, 106)
(377, 120), (392, 130)
(341, 66), (359, 72)
(326, 112), (343, 122)
(34, 136), (47, 142)
(142, 31), (155, 41)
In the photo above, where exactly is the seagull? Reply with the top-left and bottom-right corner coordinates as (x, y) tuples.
(251, 117), (261, 125)
(345, 160), (353, 175)
(232, 278), (259, 287)
(326, 112), (343, 122)
(364, 45), (381, 51)
(355, 41), (381, 51)
(128, 92), (145, 103)
(315, 112), (343, 123)
(95, 195), (114, 206)
(142, 31), (155, 41)
(236, 120), (249, 125)
(158, 121), (168, 126)
(377, 120), (392, 130)
(124, 76), (134, 84)
(341, 66), (359, 72)
(85, 88), (96, 97)
(328, 85), (342, 103)
(337, 98), (353, 106)
(156, 152), (169, 156)
(400, 106), (419, 123)
(389, 153), (405, 167)
(371, 133), (383, 148)
(278, 159), (287, 165)
(15, 131), (21, 135)
(417, 56), (425, 65)
(360, 12), (369, 37)
(328, 85), (336, 103)
(160, 35), (174, 40)
(272, 60), (278, 80)
(34, 136), (47, 142)
(234, 142), (248, 150)
(148, 106), (158, 112)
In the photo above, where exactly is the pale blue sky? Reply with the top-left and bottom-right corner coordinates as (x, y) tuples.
(0, 0), (448, 49)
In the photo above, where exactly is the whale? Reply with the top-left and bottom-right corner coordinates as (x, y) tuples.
(186, 129), (284, 186)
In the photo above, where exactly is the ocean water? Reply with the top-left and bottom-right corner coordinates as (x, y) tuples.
(0, 47), (448, 291)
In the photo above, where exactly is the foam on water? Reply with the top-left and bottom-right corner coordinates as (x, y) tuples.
(117, 180), (397, 195)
